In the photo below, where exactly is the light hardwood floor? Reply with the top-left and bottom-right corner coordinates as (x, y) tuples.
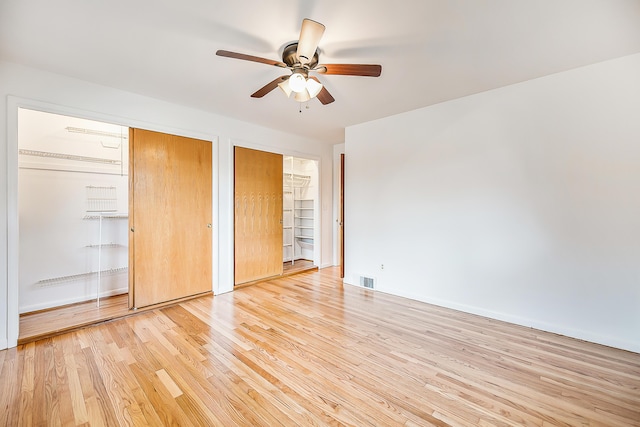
(19, 260), (317, 345)
(2, 267), (639, 426)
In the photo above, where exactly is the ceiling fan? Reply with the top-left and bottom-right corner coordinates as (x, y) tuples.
(216, 19), (382, 105)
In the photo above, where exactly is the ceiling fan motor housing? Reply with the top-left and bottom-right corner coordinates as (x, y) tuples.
(282, 43), (319, 69)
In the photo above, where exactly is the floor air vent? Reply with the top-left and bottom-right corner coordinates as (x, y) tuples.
(360, 276), (375, 289)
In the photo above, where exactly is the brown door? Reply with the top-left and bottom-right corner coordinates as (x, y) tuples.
(234, 147), (283, 285)
(339, 153), (345, 278)
(129, 128), (212, 308)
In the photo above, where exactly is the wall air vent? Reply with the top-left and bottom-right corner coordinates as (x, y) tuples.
(360, 276), (375, 289)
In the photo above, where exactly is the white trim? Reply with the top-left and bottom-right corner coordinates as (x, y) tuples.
(216, 137), (234, 294)
(231, 138), (323, 163)
(7, 98), (19, 348)
(210, 136), (220, 296)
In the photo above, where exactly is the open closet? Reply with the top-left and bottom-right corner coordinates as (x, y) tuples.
(283, 156), (318, 266)
(18, 108), (129, 314)
(234, 149), (318, 286)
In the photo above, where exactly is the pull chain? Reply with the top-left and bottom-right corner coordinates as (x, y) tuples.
(298, 102), (310, 113)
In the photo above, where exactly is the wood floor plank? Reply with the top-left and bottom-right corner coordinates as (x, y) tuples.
(2, 267), (640, 426)
(60, 335), (90, 426)
(0, 348), (21, 426)
(80, 343), (121, 426)
(52, 336), (78, 427)
(33, 339), (59, 426)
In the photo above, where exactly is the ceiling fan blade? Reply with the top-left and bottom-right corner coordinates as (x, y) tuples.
(297, 19), (325, 65)
(216, 50), (287, 68)
(315, 64), (382, 77)
(251, 76), (290, 98)
(308, 76), (335, 105)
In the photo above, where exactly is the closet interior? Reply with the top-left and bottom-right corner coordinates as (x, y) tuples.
(18, 108), (129, 314)
(283, 156), (318, 267)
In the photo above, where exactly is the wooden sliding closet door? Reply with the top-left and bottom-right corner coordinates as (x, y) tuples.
(129, 128), (212, 308)
(234, 147), (283, 285)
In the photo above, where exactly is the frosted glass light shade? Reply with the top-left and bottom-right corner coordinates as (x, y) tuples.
(278, 79), (292, 97)
(305, 78), (323, 98)
(289, 73), (307, 93)
(294, 90), (311, 102)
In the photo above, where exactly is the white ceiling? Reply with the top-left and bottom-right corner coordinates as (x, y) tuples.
(2, 0), (640, 144)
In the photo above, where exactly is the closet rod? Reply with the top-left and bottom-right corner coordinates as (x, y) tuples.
(18, 165), (128, 177)
(19, 149), (121, 165)
(66, 126), (127, 139)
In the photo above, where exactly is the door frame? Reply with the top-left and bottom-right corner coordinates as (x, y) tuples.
(5, 96), (219, 348)
(339, 153), (345, 278)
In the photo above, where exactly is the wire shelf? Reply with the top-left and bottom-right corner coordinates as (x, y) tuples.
(37, 267), (128, 287)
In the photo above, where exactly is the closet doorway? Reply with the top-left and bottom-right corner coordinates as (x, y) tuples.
(282, 155), (319, 270)
(18, 108), (130, 317)
(233, 148), (319, 287)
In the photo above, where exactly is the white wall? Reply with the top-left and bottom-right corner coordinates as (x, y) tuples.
(0, 60), (333, 349)
(344, 53), (640, 353)
(19, 170), (129, 312)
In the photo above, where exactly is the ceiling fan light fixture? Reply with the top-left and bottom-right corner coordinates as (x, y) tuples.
(289, 72), (307, 93)
(305, 78), (323, 98)
(216, 19), (380, 106)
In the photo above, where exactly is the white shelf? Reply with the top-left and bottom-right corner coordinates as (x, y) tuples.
(85, 243), (127, 249)
(83, 214), (128, 220)
(37, 267), (128, 287)
(19, 149), (122, 165)
(283, 173), (311, 187)
(284, 157), (316, 265)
